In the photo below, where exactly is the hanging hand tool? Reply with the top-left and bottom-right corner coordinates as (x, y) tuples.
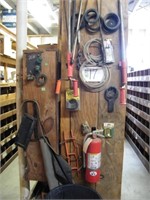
(104, 86), (118, 112)
(71, 0), (76, 49)
(67, 0), (74, 78)
(55, 78), (78, 97)
(118, 0), (127, 104)
(118, 0), (127, 85)
(72, 0), (83, 61)
(73, 79), (78, 97)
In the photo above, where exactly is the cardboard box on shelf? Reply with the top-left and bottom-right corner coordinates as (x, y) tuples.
(0, 35), (12, 57)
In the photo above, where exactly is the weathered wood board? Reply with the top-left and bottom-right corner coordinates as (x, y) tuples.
(60, 0), (128, 199)
(22, 49), (58, 182)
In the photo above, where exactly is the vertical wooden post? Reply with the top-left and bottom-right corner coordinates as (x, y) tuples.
(16, 0), (29, 199)
(4, 63), (7, 81)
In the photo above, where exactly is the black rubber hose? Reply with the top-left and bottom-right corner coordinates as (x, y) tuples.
(83, 8), (101, 33)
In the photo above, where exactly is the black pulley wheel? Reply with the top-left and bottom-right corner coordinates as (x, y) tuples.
(104, 86), (118, 112)
(102, 13), (120, 34)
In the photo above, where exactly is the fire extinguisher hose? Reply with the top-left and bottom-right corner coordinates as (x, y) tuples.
(83, 137), (93, 168)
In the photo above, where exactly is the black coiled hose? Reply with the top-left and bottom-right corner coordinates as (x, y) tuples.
(83, 8), (101, 33)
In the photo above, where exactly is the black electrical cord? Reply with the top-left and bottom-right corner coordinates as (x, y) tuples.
(102, 13), (121, 34)
(83, 38), (105, 65)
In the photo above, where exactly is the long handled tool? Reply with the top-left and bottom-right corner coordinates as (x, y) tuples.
(38, 114), (73, 190)
(16, 99), (73, 190)
(118, 0), (127, 104)
(39, 137), (59, 189)
(67, 0), (74, 78)
(56, 0), (80, 96)
(72, 0), (83, 60)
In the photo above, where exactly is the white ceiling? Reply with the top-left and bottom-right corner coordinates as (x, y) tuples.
(0, 0), (150, 36)
(128, 0), (150, 12)
(0, 0), (59, 35)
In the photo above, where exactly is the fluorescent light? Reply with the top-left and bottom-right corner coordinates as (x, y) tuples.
(0, 0), (12, 9)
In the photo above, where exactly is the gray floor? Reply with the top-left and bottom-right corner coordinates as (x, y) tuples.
(121, 140), (150, 200)
(0, 157), (36, 200)
(0, 139), (150, 200)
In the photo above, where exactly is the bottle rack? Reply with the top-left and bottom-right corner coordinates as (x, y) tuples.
(125, 69), (150, 172)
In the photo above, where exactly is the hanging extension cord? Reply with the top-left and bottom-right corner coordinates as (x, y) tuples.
(83, 38), (105, 65)
(79, 61), (110, 92)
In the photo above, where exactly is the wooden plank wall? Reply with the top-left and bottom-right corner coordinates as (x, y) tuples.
(22, 49), (58, 182)
(60, 0), (128, 199)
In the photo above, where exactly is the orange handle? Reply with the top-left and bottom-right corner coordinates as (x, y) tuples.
(55, 80), (61, 94)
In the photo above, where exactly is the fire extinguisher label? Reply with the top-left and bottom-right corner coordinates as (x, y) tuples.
(87, 153), (101, 169)
(90, 171), (97, 176)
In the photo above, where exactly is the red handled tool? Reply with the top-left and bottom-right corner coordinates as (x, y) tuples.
(73, 80), (78, 97)
(118, 0), (127, 85)
(55, 80), (61, 94)
(55, 79), (78, 98)
(67, 0), (74, 78)
(118, 0), (127, 104)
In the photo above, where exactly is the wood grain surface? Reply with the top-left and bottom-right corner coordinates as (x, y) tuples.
(22, 49), (58, 182)
(60, 0), (127, 199)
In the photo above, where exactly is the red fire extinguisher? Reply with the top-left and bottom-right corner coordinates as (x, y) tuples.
(83, 133), (102, 183)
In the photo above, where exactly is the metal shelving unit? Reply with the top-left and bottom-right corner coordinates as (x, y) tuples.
(125, 69), (150, 172)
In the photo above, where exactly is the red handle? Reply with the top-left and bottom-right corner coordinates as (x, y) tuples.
(67, 53), (73, 78)
(121, 61), (127, 85)
(73, 80), (78, 97)
(120, 87), (126, 104)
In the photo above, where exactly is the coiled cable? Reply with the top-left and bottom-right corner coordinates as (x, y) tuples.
(83, 38), (105, 65)
(79, 61), (110, 92)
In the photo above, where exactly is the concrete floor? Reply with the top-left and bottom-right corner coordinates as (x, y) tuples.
(0, 157), (36, 200)
(121, 140), (150, 200)
(0, 139), (150, 200)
